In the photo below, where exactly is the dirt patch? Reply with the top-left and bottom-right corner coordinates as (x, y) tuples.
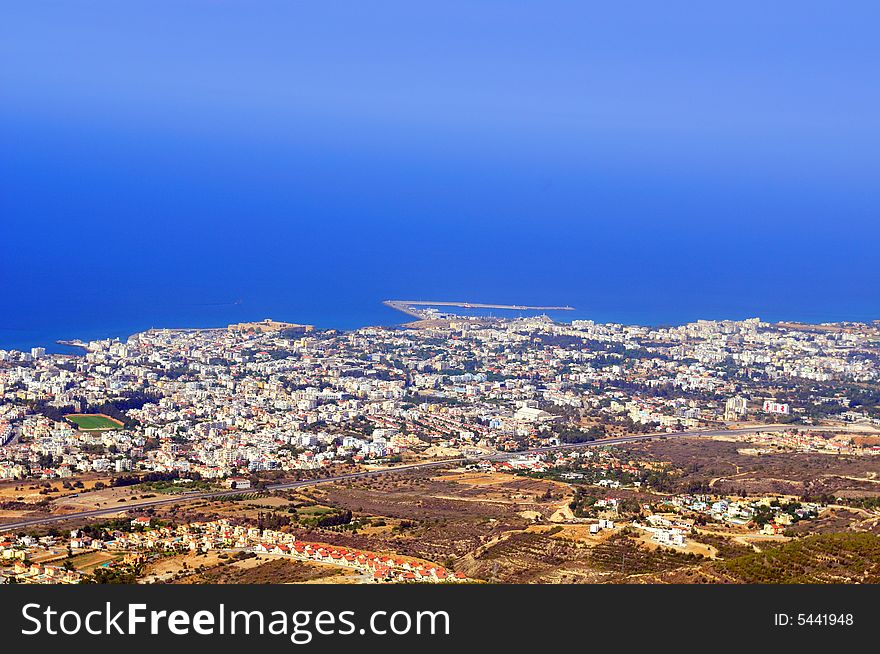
(624, 438), (880, 497)
(182, 557), (354, 584)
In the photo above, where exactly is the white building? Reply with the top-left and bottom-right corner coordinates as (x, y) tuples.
(762, 400), (790, 415)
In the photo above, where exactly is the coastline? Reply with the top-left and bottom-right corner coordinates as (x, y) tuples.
(2, 302), (878, 355)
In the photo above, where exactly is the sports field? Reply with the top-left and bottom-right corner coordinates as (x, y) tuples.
(65, 414), (124, 430)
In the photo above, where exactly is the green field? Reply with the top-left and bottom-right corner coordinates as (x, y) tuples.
(65, 414), (123, 430)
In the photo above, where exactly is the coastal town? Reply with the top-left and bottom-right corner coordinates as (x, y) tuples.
(2, 314), (878, 481)
(2, 311), (880, 583)
(5, 3), (877, 646)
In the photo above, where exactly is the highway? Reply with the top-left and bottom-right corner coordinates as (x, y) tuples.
(0, 425), (798, 533)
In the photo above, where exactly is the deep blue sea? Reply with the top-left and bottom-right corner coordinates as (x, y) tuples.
(3, 3), (879, 353)
(3, 111), (879, 353)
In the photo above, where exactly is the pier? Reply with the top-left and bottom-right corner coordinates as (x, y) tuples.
(383, 300), (574, 319)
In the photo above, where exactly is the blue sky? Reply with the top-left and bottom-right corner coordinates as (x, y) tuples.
(2, 2), (879, 348)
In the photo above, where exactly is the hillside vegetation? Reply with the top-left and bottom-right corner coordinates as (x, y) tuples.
(715, 532), (880, 584)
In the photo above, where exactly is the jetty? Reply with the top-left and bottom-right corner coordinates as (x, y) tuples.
(383, 300), (574, 319)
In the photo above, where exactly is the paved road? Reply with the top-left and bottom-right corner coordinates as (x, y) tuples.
(0, 424), (801, 533)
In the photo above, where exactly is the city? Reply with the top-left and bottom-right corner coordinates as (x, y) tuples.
(2, 309), (879, 583)
(3, 0), (877, 646)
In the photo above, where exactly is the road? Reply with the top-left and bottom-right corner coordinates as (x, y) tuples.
(0, 424), (802, 533)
